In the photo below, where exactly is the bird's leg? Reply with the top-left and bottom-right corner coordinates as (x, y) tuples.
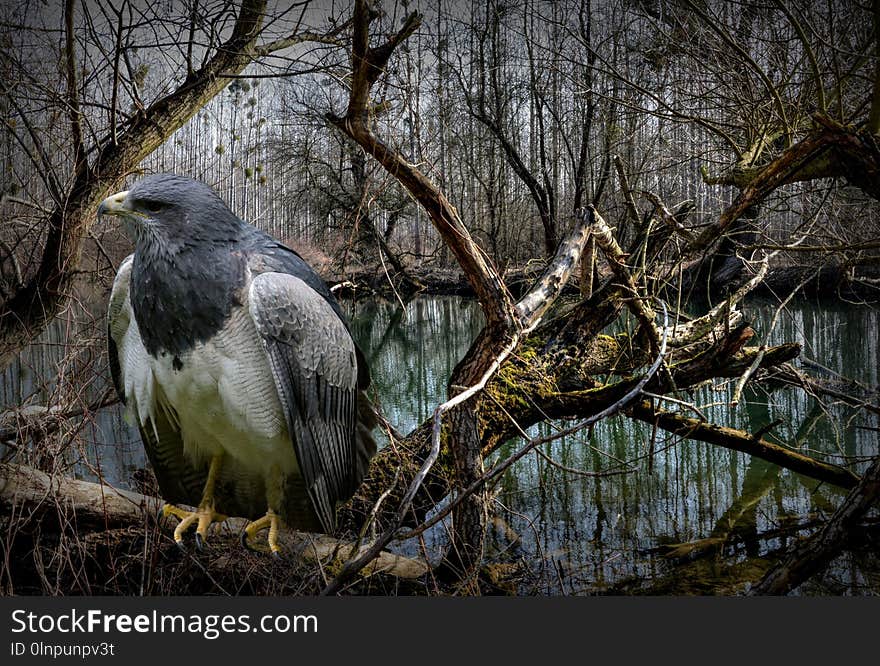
(241, 509), (284, 559)
(241, 466), (286, 558)
(162, 453), (227, 551)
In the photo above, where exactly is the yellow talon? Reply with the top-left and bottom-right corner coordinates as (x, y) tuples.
(160, 453), (227, 550)
(162, 502), (227, 550)
(162, 503), (193, 521)
(241, 509), (283, 558)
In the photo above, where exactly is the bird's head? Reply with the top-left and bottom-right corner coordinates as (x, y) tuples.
(98, 174), (243, 250)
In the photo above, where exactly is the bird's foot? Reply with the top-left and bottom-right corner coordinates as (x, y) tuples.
(241, 510), (283, 560)
(162, 503), (227, 551)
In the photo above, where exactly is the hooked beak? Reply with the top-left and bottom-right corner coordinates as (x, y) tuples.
(97, 190), (131, 220)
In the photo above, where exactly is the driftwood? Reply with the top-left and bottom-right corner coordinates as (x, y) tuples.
(0, 463), (429, 582)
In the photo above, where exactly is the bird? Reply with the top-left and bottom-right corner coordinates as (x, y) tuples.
(99, 173), (377, 556)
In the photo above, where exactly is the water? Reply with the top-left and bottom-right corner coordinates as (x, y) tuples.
(346, 295), (880, 594)
(2, 295), (878, 594)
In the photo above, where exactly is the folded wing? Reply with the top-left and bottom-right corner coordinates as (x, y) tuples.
(248, 271), (359, 533)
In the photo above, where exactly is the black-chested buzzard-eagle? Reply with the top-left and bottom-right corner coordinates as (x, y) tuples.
(100, 173), (376, 555)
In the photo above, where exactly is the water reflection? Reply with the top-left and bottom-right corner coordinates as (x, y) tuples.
(347, 297), (485, 433)
(346, 296), (880, 594)
(3, 295), (878, 594)
(0, 313), (146, 486)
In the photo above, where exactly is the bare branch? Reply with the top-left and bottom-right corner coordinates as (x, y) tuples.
(613, 155), (641, 226)
(320, 332), (522, 595)
(690, 120), (871, 254)
(682, 0), (792, 146)
(327, 0), (515, 330)
(641, 192), (695, 244)
(748, 455), (880, 595)
(0, 0), (271, 368)
(396, 302), (672, 543)
(869, 0), (880, 134)
(628, 402), (860, 491)
(255, 19), (352, 56)
(63, 0), (85, 174)
(0, 463), (429, 581)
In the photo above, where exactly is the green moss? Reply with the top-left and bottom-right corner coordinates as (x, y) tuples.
(483, 348), (559, 421)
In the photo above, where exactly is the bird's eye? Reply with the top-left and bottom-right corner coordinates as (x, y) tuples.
(143, 200), (166, 214)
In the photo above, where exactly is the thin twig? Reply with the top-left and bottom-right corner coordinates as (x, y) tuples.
(319, 333), (522, 595)
(731, 263), (813, 405)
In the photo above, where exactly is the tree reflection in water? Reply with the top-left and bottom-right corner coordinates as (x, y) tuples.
(346, 296), (880, 595)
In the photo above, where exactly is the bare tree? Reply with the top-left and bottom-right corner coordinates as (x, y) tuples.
(320, 0), (878, 591)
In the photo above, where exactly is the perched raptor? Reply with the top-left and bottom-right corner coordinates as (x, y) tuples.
(100, 174), (376, 555)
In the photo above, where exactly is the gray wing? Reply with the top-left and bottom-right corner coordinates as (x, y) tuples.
(248, 271), (359, 533)
(107, 255), (206, 506)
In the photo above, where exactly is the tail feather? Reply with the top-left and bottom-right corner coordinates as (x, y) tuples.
(354, 391), (379, 489)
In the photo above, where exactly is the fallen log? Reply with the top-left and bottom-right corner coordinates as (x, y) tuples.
(748, 455), (880, 595)
(0, 463), (429, 582)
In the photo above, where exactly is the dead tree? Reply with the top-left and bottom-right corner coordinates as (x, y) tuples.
(321, 0), (875, 592)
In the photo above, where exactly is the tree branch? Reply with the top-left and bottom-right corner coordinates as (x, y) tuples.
(691, 128), (840, 254)
(516, 208), (592, 327)
(869, 0), (880, 134)
(63, 0), (85, 176)
(327, 0), (515, 330)
(628, 401), (860, 491)
(748, 455), (880, 595)
(255, 21), (352, 56)
(0, 0), (270, 369)
(0, 463), (428, 581)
